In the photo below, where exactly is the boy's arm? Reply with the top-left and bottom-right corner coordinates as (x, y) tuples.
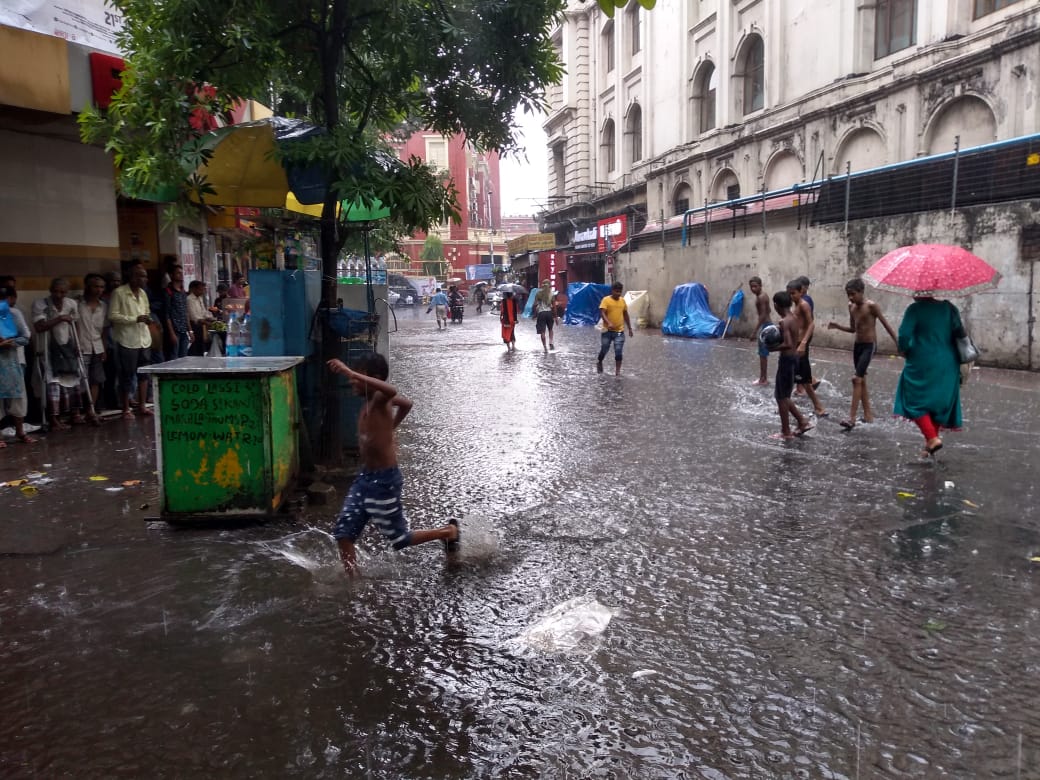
(326, 359), (400, 399)
(871, 303), (899, 345)
(828, 305), (855, 332)
(391, 394), (413, 428)
(797, 301), (814, 352)
(599, 307), (609, 328)
(623, 309), (633, 335)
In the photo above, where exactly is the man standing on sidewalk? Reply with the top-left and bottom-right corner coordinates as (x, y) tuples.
(107, 264), (154, 419)
(164, 265), (192, 359)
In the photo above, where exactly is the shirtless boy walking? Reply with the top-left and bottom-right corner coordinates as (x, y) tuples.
(749, 276), (771, 385)
(827, 277), (898, 430)
(768, 291), (813, 439)
(787, 279), (826, 418)
(328, 354), (460, 575)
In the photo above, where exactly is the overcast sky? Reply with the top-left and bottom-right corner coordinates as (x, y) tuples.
(499, 108), (548, 218)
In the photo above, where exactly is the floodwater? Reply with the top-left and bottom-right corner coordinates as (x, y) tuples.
(2, 304), (1039, 778)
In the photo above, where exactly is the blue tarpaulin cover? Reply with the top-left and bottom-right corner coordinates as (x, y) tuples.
(661, 283), (725, 338)
(727, 289), (745, 319)
(563, 283), (612, 326)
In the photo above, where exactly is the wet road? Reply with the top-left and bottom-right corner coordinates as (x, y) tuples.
(2, 304), (1040, 778)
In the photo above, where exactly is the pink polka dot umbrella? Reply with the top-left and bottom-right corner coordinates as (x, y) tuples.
(863, 244), (1001, 298)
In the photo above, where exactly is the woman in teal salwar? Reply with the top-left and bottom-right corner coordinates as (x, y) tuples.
(893, 296), (965, 456)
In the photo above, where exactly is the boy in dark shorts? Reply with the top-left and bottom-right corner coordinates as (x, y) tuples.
(787, 279), (826, 418)
(749, 276), (770, 385)
(827, 277), (898, 429)
(768, 291), (814, 439)
(327, 353), (460, 576)
(533, 280), (558, 352)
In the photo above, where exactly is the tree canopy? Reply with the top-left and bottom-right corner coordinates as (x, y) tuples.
(80, 0), (567, 235)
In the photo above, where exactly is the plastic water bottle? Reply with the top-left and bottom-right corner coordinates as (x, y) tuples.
(226, 313), (241, 357)
(239, 314), (252, 357)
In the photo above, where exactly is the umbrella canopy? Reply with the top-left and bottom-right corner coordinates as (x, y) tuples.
(864, 244), (1001, 297)
(498, 283), (528, 295)
(192, 117), (328, 207)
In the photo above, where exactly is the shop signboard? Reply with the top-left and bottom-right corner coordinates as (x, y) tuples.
(573, 225), (598, 251)
(597, 215), (628, 253)
(2, 0), (125, 55)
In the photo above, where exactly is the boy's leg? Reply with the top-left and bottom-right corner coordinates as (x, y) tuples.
(757, 355), (768, 385)
(337, 539), (359, 576)
(801, 383), (825, 416)
(777, 399), (792, 436)
(613, 331), (626, 375)
(860, 379), (874, 422)
(407, 523), (459, 549)
(847, 376), (863, 425)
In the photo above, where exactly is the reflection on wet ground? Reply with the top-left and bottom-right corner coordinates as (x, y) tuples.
(2, 306), (1039, 777)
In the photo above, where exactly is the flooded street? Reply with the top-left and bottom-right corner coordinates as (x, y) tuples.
(3, 305), (1040, 778)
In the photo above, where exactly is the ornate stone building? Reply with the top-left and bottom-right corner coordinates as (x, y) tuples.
(539, 0), (1040, 367)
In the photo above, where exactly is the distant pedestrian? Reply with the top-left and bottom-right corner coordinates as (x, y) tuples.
(427, 287), (448, 330)
(0, 286), (35, 445)
(597, 281), (633, 375)
(534, 280), (558, 352)
(107, 264), (154, 419)
(827, 278), (898, 430)
(228, 272), (247, 299)
(749, 276), (770, 385)
(75, 273), (107, 423)
(326, 353), (460, 576)
(786, 279), (826, 417)
(767, 290), (814, 440)
(500, 290), (519, 350)
(474, 284), (486, 314)
(31, 278), (82, 430)
(893, 296), (965, 458)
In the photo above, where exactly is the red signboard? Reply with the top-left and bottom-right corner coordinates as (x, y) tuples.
(597, 215), (628, 254)
(88, 52), (124, 109)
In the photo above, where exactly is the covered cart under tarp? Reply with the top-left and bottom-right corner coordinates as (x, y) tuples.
(563, 283), (612, 326)
(661, 283), (724, 338)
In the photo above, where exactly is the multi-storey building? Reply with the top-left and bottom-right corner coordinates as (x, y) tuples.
(395, 131), (506, 284)
(539, 0), (1040, 366)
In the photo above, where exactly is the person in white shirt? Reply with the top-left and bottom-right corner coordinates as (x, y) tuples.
(186, 280), (215, 356)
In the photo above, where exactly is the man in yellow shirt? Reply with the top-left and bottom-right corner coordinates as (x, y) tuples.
(107, 264), (155, 419)
(597, 281), (634, 376)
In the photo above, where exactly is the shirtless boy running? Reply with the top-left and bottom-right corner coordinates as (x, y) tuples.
(768, 291), (814, 439)
(787, 279), (826, 418)
(328, 354), (460, 575)
(827, 277), (898, 430)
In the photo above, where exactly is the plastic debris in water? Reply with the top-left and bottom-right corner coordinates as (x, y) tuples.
(1030, 557), (1040, 564)
(105, 487), (125, 492)
(923, 618), (947, 632)
(514, 595), (614, 652)
(897, 491), (916, 499)
(122, 480), (143, 487)
(20, 485), (38, 496)
(944, 481), (955, 489)
(3, 479), (29, 487)
(88, 475), (109, 482)
(963, 499), (980, 508)
(25, 472), (45, 480)
(632, 669), (658, 679)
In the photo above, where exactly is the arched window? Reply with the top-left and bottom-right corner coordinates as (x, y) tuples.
(673, 183), (693, 216)
(628, 5), (641, 56)
(602, 120), (616, 174)
(602, 21), (615, 74)
(698, 63), (717, 133)
(627, 104), (643, 165)
(743, 35), (764, 115)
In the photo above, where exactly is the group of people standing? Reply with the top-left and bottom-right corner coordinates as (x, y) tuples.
(751, 274), (967, 457)
(0, 263), (240, 445)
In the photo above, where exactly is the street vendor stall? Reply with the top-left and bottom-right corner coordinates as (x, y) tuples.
(139, 356), (303, 522)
